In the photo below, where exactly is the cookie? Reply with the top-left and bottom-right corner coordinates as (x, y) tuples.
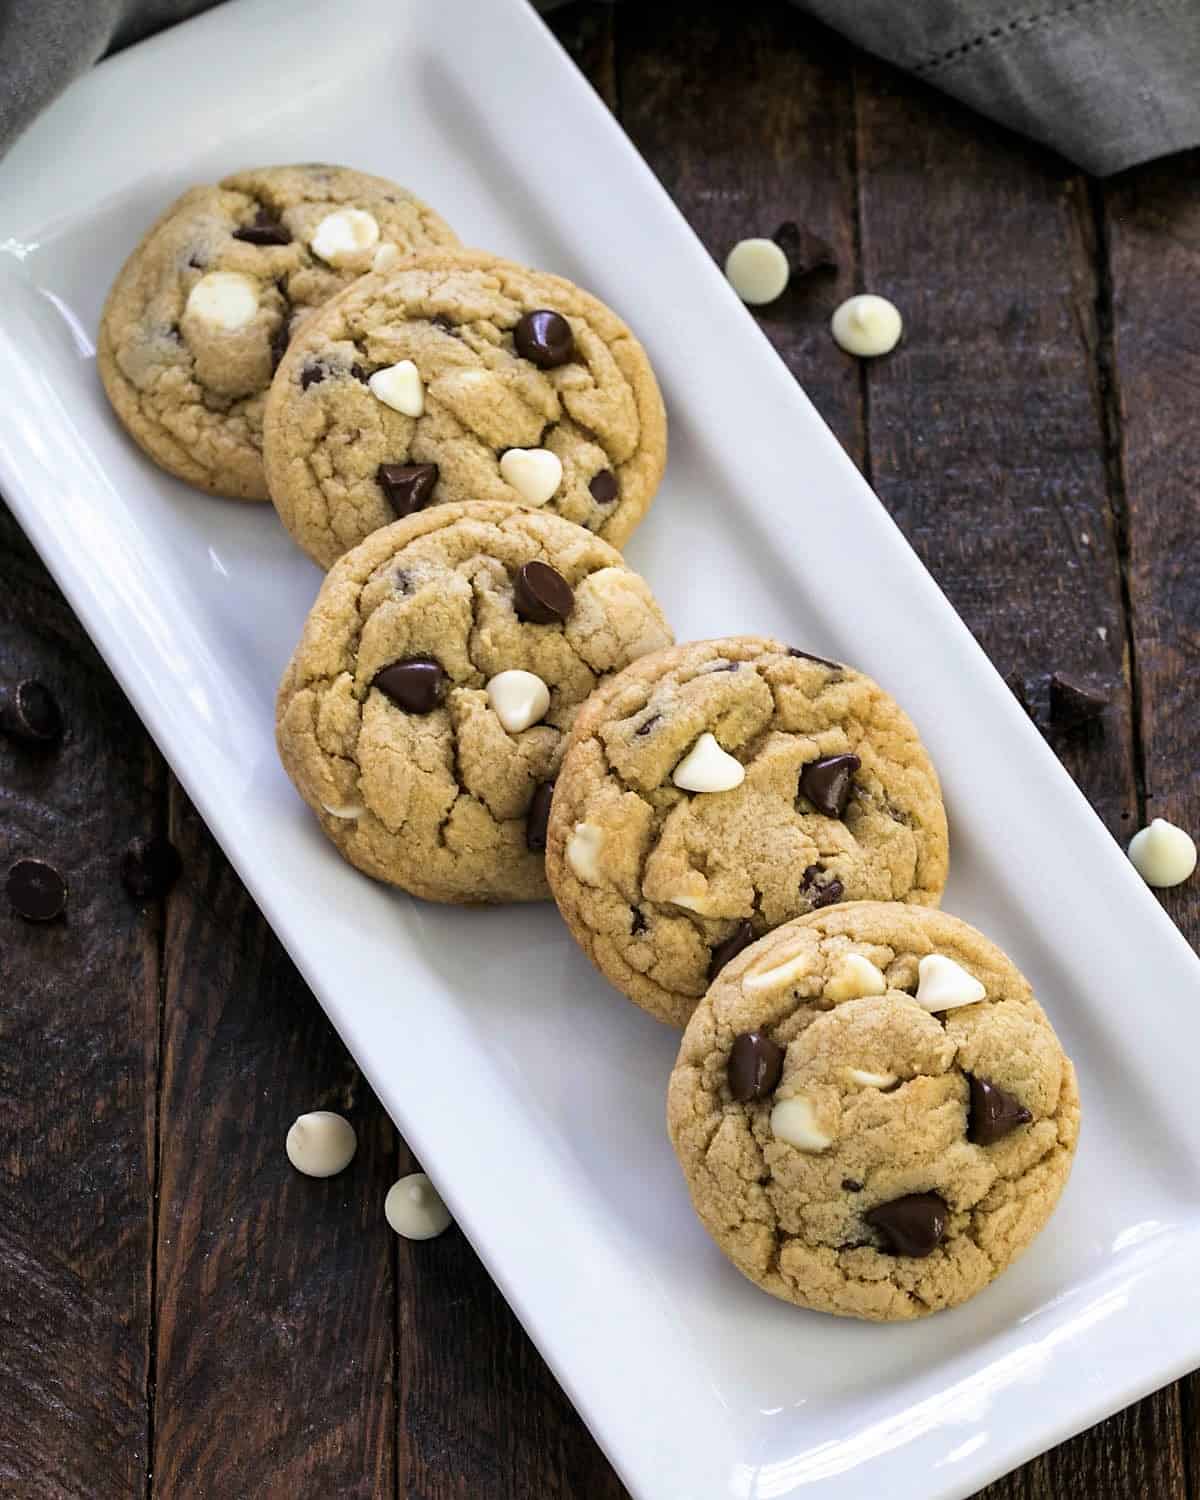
(667, 902), (1080, 1320)
(275, 501), (673, 904)
(98, 164), (458, 501)
(262, 249), (667, 567)
(545, 637), (949, 1026)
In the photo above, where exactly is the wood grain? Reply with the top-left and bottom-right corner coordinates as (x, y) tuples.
(0, 506), (161, 1499)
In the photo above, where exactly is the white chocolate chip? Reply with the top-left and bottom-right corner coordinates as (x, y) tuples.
(184, 270), (259, 331)
(770, 1095), (831, 1152)
(743, 943), (811, 995)
(499, 447), (562, 506)
(321, 801), (363, 820)
(368, 359), (424, 417)
(1128, 817), (1197, 888)
(566, 822), (604, 884)
(285, 1111), (357, 1178)
(372, 242), (401, 273)
(915, 953), (986, 1012)
(831, 293), (903, 357)
(724, 237), (790, 305)
(668, 890), (718, 915)
(486, 669), (551, 733)
(847, 1067), (899, 1090)
(385, 1173), (451, 1240)
(824, 952), (888, 1002)
(671, 732), (745, 794)
(310, 207), (380, 266)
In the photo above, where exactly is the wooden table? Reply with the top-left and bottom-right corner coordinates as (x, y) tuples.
(2, 2), (1197, 1495)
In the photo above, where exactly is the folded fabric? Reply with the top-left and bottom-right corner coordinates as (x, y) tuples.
(1, 0), (1196, 175)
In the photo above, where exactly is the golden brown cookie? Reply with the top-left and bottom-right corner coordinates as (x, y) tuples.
(98, 164), (458, 500)
(546, 637), (949, 1026)
(276, 502), (673, 904)
(262, 249), (667, 567)
(667, 903), (1079, 1320)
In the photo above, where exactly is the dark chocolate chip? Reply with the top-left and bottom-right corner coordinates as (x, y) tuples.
(429, 313), (457, 335)
(773, 220), (837, 278)
(377, 462), (438, 518)
(799, 753), (861, 819)
(727, 1031), (785, 1104)
(864, 1192), (949, 1258)
(0, 679), (63, 745)
(513, 309), (575, 368)
(589, 469), (618, 504)
(350, 362), (371, 384)
(7, 858), (67, 922)
(842, 1178), (863, 1193)
(513, 561), (574, 624)
(787, 646), (842, 670)
(120, 835), (182, 901)
(706, 660), (740, 673)
(394, 569), (413, 595)
(300, 364), (326, 391)
(525, 781), (555, 852)
(634, 713), (660, 737)
(630, 907), (648, 935)
(374, 657), (447, 713)
(269, 316), (291, 371)
(801, 863), (844, 910)
(233, 211), (291, 246)
(967, 1075), (1032, 1146)
(708, 919), (755, 981)
(187, 251), (207, 270)
(1049, 672), (1108, 731)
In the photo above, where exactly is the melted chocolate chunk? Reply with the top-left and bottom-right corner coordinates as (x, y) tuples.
(300, 364), (326, 391)
(801, 864), (844, 909)
(374, 657), (447, 713)
(377, 462), (438, 518)
(233, 209), (291, 246)
(798, 753), (861, 819)
(841, 1178), (864, 1193)
(864, 1192), (949, 1258)
(727, 1032), (785, 1104)
(513, 309), (575, 368)
(708, 919), (755, 981)
(967, 1075), (1032, 1146)
(589, 469), (618, 504)
(513, 561), (574, 624)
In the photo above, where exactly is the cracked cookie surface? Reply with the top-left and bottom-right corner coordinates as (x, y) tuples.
(276, 501), (673, 903)
(667, 902), (1079, 1320)
(262, 250), (667, 567)
(545, 637), (949, 1026)
(98, 164), (458, 500)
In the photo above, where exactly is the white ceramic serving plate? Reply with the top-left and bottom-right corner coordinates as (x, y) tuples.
(1, 1), (1198, 1495)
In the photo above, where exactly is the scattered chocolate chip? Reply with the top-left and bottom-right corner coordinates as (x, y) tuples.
(966, 1075), (1032, 1146)
(788, 646), (842, 670)
(377, 462), (438, 518)
(799, 753), (861, 819)
(429, 313), (457, 335)
(7, 858), (67, 922)
(773, 220), (837, 278)
(525, 781), (555, 852)
(233, 210), (291, 246)
(589, 469), (618, 505)
(864, 1192), (948, 1258)
(0, 679), (63, 746)
(841, 1178), (863, 1193)
(300, 364), (326, 391)
(801, 863), (844, 909)
(727, 1031), (785, 1104)
(630, 907), (648, 935)
(513, 561), (574, 625)
(513, 309), (575, 368)
(634, 713), (660, 737)
(374, 657), (447, 713)
(1049, 672), (1108, 731)
(120, 835), (182, 901)
(708, 919), (755, 981)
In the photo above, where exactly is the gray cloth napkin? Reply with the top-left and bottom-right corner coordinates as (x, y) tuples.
(1, 0), (1198, 175)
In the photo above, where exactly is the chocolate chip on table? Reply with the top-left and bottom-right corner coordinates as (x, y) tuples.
(120, 835), (182, 901)
(864, 1192), (949, 1258)
(787, 646), (842, 671)
(300, 363), (326, 391)
(798, 753), (861, 819)
(588, 469), (618, 505)
(513, 309), (575, 368)
(801, 863), (844, 909)
(233, 210), (291, 246)
(1049, 672), (1108, 732)
(374, 657), (447, 713)
(7, 859), (67, 922)
(708, 919), (755, 981)
(773, 220), (836, 278)
(727, 1031), (785, 1103)
(967, 1075), (1032, 1146)
(513, 561), (574, 624)
(525, 782), (555, 852)
(0, 679), (63, 746)
(377, 462), (438, 518)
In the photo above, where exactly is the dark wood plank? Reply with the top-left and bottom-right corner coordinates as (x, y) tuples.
(150, 784), (395, 1500)
(0, 504), (160, 1499)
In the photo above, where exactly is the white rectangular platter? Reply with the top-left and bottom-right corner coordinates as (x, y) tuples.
(2, 2), (1199, 1496)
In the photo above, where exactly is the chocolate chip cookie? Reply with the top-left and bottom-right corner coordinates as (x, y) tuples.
(668, 902), (1079, 1320)
(98, 164), (458, 500)
(275, 501), (673, 904)
(546, 637), (949, 1026)
(262, 249), (667, 567)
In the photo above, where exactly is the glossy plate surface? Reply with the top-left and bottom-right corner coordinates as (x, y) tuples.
(1, 2), (1198, 1495)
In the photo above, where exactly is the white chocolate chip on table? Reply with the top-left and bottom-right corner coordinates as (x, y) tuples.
(831, 293), (903, 357)
(1128, 817), (1197, 888)
(310, 207), (380, 266)
(725, 237), (790, 305)
(385, 1173), (452, 1240)
(184, 271), (259, 331)
(486, 669), (551, 734)
(285, 1111), (357, 1178)
(499, 447), (563, 507)
(369, 359), (425, 417)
